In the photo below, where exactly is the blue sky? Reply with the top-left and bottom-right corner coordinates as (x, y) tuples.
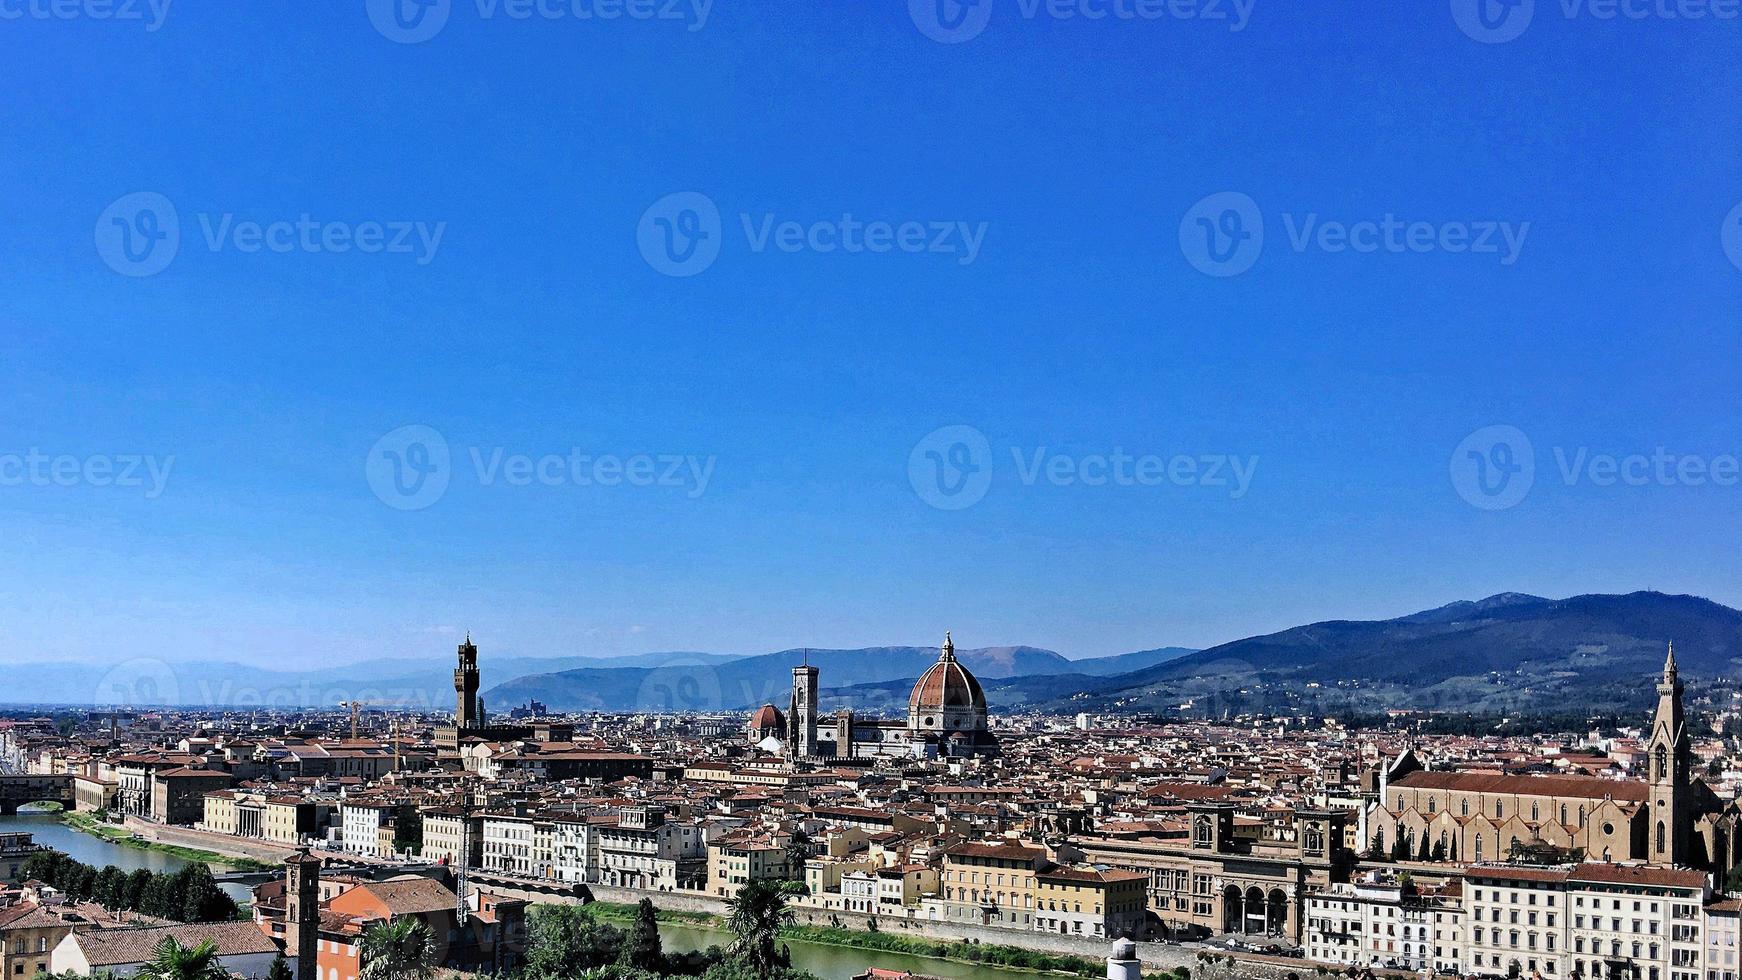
(2, 0), (1740, 667)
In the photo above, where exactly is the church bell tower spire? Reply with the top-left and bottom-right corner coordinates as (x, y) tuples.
(1648, 641), (1690, 866)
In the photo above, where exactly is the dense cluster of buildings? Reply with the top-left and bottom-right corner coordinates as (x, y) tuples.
(7, 638), (1742, 980)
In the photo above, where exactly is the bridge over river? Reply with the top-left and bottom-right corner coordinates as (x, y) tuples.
(0, 774), (73, 815)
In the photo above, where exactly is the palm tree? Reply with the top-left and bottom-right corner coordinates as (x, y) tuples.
(135, 937), (231, 980)
(358, 918), (439, 980)
(725, 879), (793, 979)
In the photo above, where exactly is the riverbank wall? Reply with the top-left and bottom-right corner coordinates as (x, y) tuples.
(121, 817), (303, 864)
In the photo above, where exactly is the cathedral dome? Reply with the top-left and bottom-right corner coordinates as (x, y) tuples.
(908, 632), (987, 720)
(748, 704), (786, 733)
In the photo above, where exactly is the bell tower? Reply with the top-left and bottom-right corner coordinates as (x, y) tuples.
(789, 654), (818, 758)
(284, 848), (321, 980)
(1647, 643), (1691, 866)
(454, 634), (480, 731)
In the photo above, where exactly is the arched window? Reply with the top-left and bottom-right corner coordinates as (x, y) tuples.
(1656, 745), (1669, 781)
(1657, 821), (1667, 853)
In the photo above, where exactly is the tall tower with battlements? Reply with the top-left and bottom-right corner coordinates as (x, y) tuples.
(455, 634), (481, 731)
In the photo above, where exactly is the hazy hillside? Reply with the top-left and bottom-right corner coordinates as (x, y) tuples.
(484, 645), (1076, 713)
(995, 592), (1742, 717)
(0, 651), (742, 708)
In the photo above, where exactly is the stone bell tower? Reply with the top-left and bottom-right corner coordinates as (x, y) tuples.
(284, 848), (321, 980)
(1648, 643), (1692, 866)
(789, 655), (818, 758)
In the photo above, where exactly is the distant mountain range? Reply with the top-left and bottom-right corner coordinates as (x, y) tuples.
(4, 592), (1734, 716)
(483, 646), (1199, 713)
(973, 591), (1742, 717)
(0, 644), (1194, 711)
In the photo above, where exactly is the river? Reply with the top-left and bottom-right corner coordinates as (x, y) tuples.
(0, 809), (254, 903)
(656, 921), (1079, 980)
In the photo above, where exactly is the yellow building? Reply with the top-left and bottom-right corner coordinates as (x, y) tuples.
(1034, 866), (1149, 939)
(708, 834), (790, 897)
(933, 841), (1049, 929)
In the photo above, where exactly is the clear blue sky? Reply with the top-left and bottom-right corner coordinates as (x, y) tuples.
(3, 1), (1740, 667)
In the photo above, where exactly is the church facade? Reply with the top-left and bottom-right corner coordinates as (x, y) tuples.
(747, 633), (999, 760)
(1370, 646), (1742, 881)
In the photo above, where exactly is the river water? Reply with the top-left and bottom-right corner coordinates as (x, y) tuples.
(1, 809), (253, 903)
(657, 921), (1079, 980)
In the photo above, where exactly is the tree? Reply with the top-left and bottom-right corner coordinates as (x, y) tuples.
(781, 831), (811, 882)
(1430, 839), (1447, 862)
(1416, 834), (1431, 862)
(358, 918), (439, 980)
(1390, 834), (1410, 862)
(393, 808), (424, 855)
(135, 937), (231, 980)
(175, 864), (238, 923)
(620, 899), (664, 972)
(1365, 833), (1384, 861)
(126, 869), (154, 911)
(266, 955), (293, 980)
(94, 866), (128, 911)
(524, 905), (624, 979)
(725, 879), (794, 980)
